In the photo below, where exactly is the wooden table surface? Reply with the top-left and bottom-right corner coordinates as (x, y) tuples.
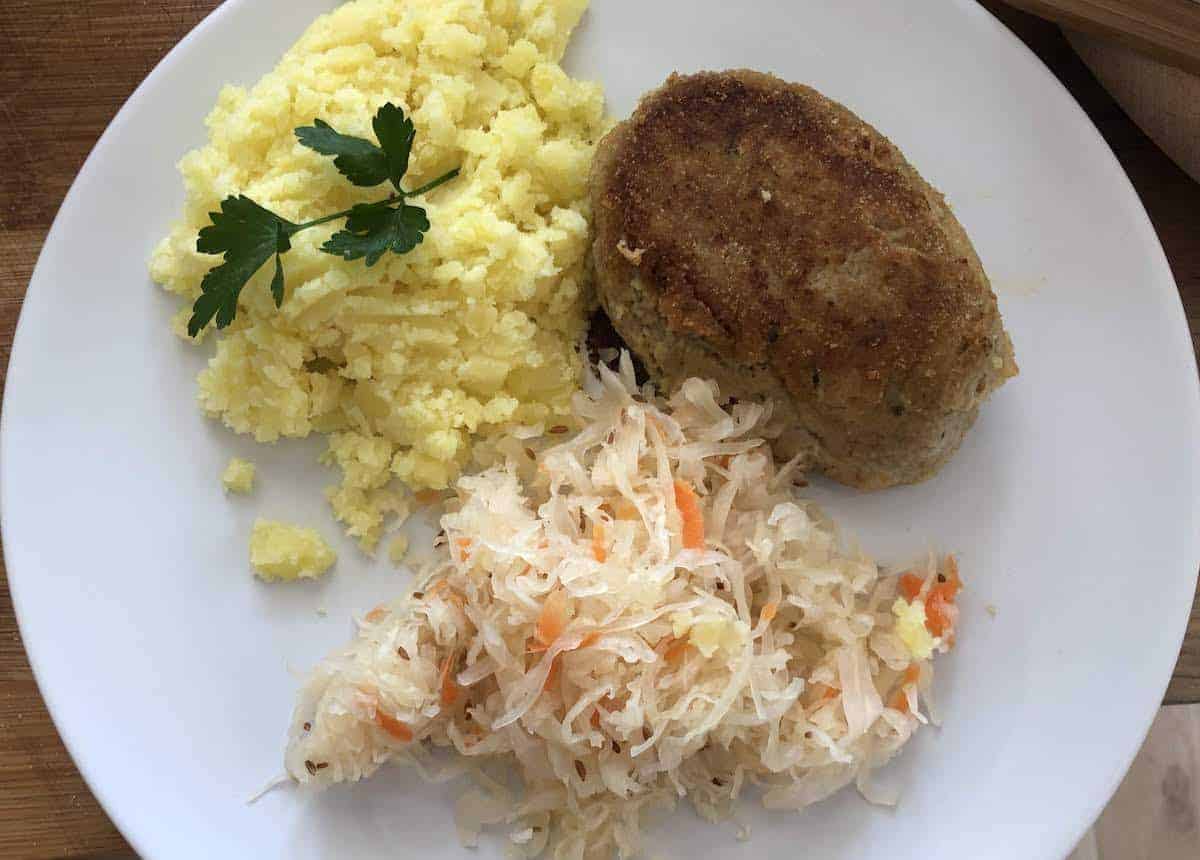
(0, 1), (1198, 857)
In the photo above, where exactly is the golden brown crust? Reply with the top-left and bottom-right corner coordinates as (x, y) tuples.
(591, 70), (1017, 489)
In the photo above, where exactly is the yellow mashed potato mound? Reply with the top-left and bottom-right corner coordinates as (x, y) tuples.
(250, 520), (337, 581)
(151, 0), (607, 549)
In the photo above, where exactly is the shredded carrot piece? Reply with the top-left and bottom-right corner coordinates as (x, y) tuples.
(592, 521), (607, 563)
(760, 602), (778, 625)
(590, 710), (601, 729)
(925, 592), (953, 638)
(424, 578), (465, 611)
(364, 605), (388, 623)
(673, 481), (705, 550)
(439, 651), (459, 707)
(426, 579), (465, 609)
(579, 631), (601, 649)
(889, 666), (921, 713)
(811, 683), (840, 702)
(456, 537), (472, 562)
(544, 656), (561, 689)
(924, 557), (963, 639)
(898, 572), (924, 602)
(375, 710), (414, 742)
(664, 637), (691, 666)
(536, 588), (571, 647)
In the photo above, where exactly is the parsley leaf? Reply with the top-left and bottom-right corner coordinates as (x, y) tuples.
(371, 102), (416, 191)
(190, 103), (459, 336)
(294, 103), (417, 191)
(188, 196), (295, 337)
(322, 201), (430, 266)
(294, 119), (391, 188)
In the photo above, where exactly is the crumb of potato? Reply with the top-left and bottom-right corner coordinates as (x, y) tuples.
(250, 519), (336, 581)
(324, 480), (411, 552)
(222, 457), (256, 494)
(388, 534), (410, 564)
(151, 0), (609, 550)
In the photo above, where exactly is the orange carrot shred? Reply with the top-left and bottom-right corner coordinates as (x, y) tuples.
(811, 683), (840, 703)
(760, 602), (778, 625)
(426, 579), (465, 609)
(592, 521), (607, 563)
(544, 656), (561, 690)
(579, 631), (601, 649)
(364, 605), (388, 623)
(890, 665), (921, 713)
(925, 592), (953, 638)
(439, 652), (459, 707)
(898, 572), (924, 602)
(590, 710), (601, 729)
(536, 588), (571, 647)
(375, 710), (414, 742)
(664, 637), (691, 666)
(456, 537), (472, 562)
(673, 481), (705, 550)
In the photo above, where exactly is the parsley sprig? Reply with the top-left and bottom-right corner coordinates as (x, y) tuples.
(188, 103), (459, 337)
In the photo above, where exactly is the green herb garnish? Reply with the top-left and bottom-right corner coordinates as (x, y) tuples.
(188, 103), (459, 337)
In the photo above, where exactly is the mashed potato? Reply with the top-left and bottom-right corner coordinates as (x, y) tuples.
(222, 458), (256, 494)
(250, 520), (337, 581)
(892, 598), (937, 660)
(151, 0), (607, 549)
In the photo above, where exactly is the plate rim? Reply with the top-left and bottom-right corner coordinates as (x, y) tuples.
(0, 1), (248, 856)
(958, 0), (1200, 851)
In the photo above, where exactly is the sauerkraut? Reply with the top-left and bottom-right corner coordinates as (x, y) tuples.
(285, 355), (961, 857)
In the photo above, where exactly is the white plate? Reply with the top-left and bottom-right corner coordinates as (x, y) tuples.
(4, 1), (1199, 858)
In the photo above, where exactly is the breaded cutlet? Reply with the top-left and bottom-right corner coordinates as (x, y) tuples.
(590, 70), (1017, 489)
